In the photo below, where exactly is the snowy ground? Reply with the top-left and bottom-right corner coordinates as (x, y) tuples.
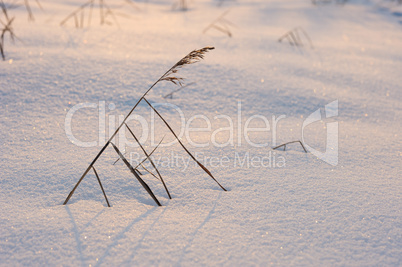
(1, 0), (401, 266)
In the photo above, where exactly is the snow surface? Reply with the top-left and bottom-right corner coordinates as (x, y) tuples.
(1, 0), (401, 266)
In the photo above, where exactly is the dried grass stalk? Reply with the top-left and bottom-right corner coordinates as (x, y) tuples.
(125, 123), (172, 199)
(111, 142), (162, 206)
(0, 1), (18, 61)
(172, 0), (188, 11)
(144, 97), (227, 192)
(139, 163), (160, 181)
(203, 10), (234, 37)
(18, 0), (43, 21)
(63, 47), (219, 206)
(273, 140), (307, 153)
(92, 166), (111, 207)
(113, 135), (165, 166)
(124, 0), (140, 11)
(61, 0), (119, 28)
(278, 27), (314, 49)
(24, 0), (33, 20)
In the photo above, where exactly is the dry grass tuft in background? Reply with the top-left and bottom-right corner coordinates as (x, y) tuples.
(172, 0), (188, 11)
(203, 10), (234, 37)
(60, 0), (138, 28)
(0, 1), (19, 60)
(273, 140), (307, 153)
(278, 27), (314, 49)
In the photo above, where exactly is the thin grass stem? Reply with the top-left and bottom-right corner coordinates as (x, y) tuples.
(273, 140), (307, 153)
(92, 166), (111, 207)
(125, 123), (171, 199)
(143, 98), (227, 191)
(110, 142), (162, 206)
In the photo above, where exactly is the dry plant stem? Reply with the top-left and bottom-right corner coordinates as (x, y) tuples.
(290, 31), (301, 46)
(74, 13), (78, 27)
(294, 30), (302, 45)
(273, 140), (307, 153)
(34, 0), (43, 10)
(124, 0), (140, 11)
(130, 136), (165, 170)
(217, 0), (225, 7)
(287, 35), (295, 46)
(181, 0), (187, 10)
(92, 166), (111, 207)
(143, 97), (227, 192)
(113, 135), (165, 166)
(0, 1), (8, 20)
(278, 28), (314, 49)
(297, 27), (314, 48)
(140, 164), (160, 181)
(0, 4), (17, 61)
(63, 70), (168, 205)
(88, 1), (94, 27)
(125, 123), (172, 199)
(0, 44), (4, 60)
(203, 10), (233, 37)
(173, 0), (187, 11)
(212, 24), (232, 37)
(96, 0), (119, 27)
(0, 36), (5, 61)
(60, 0), (121, 29)
(63, 47), (216, 205)
(80, 8), (84, 28)
(110, 142), (162, 206)
(203, 9), (230, 32)
(22, 0), (43, 21)
(100, 0), (104, 24)
(63, 91), (153, 205)
(24, 0), (33, 21)
(279, 30), (295, 45)
(60, 0), (93, 27)
(104, 2), (119, 28)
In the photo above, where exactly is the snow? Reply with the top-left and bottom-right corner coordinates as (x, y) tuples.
(1, 0), (401, 265)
